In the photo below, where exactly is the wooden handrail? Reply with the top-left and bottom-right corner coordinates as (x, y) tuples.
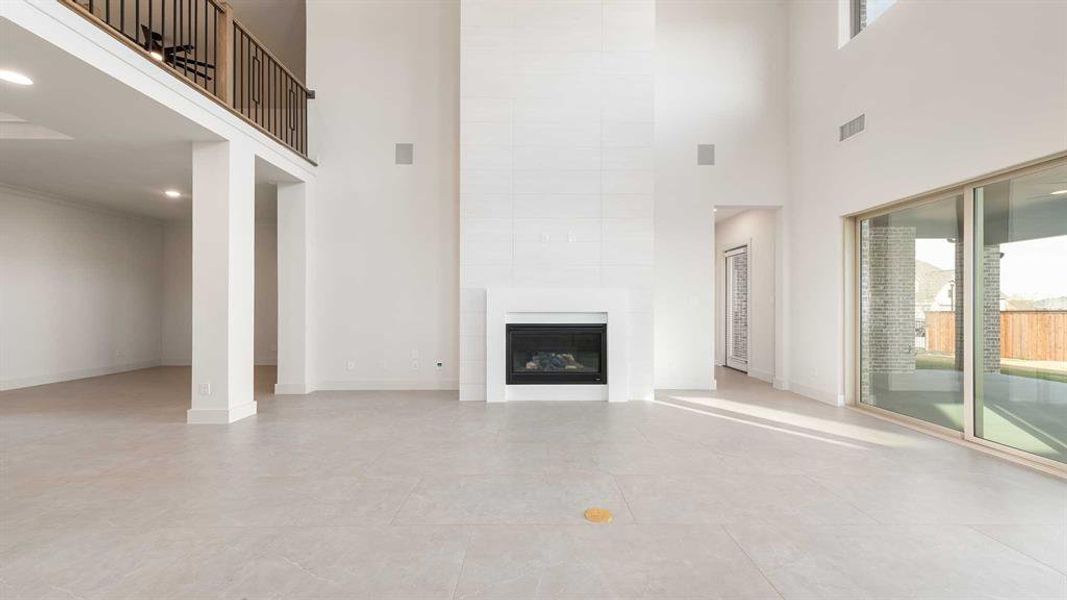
(56, 0), (311, 160)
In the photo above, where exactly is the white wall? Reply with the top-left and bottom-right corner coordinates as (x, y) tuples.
(160, 222), (278, 366)
(787, 0), (1067, 404)
(0, 186), (163, 390)
(715, 208), (777, 383)
(458, 0), (657, 401)
(654, 0), (788, 389)
(306, 0), (459, 390)
(161, 224), (192, 365)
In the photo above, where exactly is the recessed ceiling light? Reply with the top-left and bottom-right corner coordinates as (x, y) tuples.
(713, 208), (718, 212)
(0, 70), (33, 86)
(1052, 189), (1067, 195)
(164, 190), (182, 198)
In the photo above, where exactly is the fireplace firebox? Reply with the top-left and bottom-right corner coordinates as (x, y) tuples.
(505, 323), (607, 385)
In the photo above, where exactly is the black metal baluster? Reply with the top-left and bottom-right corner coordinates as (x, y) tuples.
(192, 0), (198, 86)
(171, 0), (176, 68)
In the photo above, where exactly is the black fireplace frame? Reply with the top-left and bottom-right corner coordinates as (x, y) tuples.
(505, 323), (607, 385)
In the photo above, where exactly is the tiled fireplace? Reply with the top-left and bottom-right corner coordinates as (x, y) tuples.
(485, 288), (630, 402)
(458, 0), (655, 401)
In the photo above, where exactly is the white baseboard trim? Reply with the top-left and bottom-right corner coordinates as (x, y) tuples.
(773, 378), (789, 391)
(789, 381), (844, 406)
(161, 359), (191, 366)
(654, 379), (717, 391)
(0, 360), (161, 391)
(187, 401), (257, 424)
(748, 368), (774, 384)
(274, 382), (312, 395)
(162, 360), (277, 367)
(315, 380), (460, 391)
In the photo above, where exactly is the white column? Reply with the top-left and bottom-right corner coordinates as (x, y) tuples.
(275, 181), (311, 394)
(188, 141), (257, 424)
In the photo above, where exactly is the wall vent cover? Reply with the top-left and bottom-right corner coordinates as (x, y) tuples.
(840, 114), (865, 141)
(697, 144), (715, 165)
(395, 143), (414, 165)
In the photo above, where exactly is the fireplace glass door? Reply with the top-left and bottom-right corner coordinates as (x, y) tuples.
(506, 324), (607, 385)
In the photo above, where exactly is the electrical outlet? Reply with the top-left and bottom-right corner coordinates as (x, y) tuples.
(198, 382), (212, 396)
(411, 349), (420, 359)
(411, 359), (420, 371)
(346, 360), (356, 371)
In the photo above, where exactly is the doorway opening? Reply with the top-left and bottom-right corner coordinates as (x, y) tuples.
(715, 206), (782, 386)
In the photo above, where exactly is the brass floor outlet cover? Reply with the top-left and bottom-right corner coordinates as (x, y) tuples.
(584, 507), (613, 523)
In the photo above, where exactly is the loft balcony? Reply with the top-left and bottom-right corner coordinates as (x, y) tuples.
(58, 0), (310, 159)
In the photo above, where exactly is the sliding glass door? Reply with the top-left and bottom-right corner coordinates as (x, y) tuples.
(856, 157), (1067, 469)
(858, 194), (964, 430)
(974, 162), (1067, 464)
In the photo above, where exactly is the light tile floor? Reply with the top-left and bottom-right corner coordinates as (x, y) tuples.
(1, 367), (1064, 599)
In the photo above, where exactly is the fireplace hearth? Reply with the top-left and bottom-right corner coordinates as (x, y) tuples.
(506, 324), (607, 385)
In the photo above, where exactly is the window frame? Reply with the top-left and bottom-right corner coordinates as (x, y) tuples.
(847, 152), (1067, 477)
(851, 0), (864, 38)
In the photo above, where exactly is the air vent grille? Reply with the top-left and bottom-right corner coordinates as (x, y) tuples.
(840, 114), (865, 141)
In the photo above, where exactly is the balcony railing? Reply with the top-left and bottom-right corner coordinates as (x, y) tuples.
(60, 0), (311, 159)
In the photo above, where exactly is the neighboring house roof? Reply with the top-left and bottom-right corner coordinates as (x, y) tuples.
(916, 260), (954, 312)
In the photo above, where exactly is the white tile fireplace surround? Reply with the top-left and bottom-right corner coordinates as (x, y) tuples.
(486, 288), (629, 402)
(458, 0), (655, 402)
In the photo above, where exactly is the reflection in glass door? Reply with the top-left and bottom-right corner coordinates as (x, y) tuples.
(858, 194), (964, 430)
(974, 163), (1067, 464)
(725, 245), (749, 373)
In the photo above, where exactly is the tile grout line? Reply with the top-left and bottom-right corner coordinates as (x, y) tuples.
(967, 523), (1067, 577)
(609, 473), (639, 524)
(799, 472), (885, 526)
(721, 524), (787, 600)
(387, 475), (423, 526)
(448, 529), (473, 600)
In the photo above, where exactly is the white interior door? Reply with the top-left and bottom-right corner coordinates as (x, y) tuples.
(725, 245), (749, 372)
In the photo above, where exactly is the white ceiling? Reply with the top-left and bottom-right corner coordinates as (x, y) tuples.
(0, 17), (278, 222)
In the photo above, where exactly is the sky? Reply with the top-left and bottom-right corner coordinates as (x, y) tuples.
(916, 235), (1067, 300)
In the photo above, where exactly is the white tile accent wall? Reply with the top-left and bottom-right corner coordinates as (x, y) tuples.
(459, 0), (656, 401)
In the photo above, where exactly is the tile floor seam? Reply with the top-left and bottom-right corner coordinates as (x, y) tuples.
(448, 529), (473, 600)
(720, 523), (786, 600)
(387, 476), (423, 526)
(966, 523), (1067, 577)
(610, 472), (639, 524)
(798, 472), (884, 525)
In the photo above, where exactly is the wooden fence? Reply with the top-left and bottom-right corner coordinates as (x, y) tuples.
(925, 310), (1067, 361)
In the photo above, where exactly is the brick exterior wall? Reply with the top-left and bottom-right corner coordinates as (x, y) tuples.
(860, 224), (917, 401)
(728, 251), (749, 362)
(981, 244), (1002, 373)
